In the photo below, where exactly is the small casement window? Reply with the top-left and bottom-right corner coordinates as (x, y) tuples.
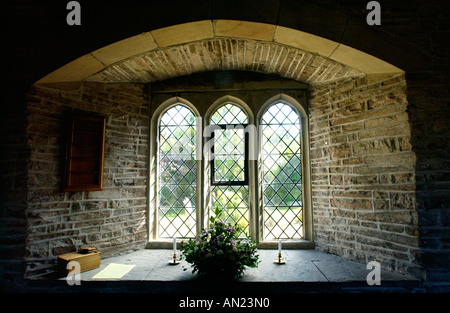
(63, 112), (106, 192)
(209, 103), (249, 236)
(210, 103), (249, 186)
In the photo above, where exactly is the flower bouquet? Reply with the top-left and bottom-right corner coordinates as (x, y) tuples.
(180, 207), (259, 279)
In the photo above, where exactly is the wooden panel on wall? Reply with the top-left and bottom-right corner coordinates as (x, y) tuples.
(64, 112), (106, 191)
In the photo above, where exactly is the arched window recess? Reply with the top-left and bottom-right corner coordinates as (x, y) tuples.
(147, 93), (312, 248)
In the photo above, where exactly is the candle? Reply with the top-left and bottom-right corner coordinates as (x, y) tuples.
(278, 239), (282, 254)
(173, 237), (177, 255)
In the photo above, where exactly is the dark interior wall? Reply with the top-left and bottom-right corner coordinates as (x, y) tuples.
(0, 86), (29, 288)
(408, 78), (450, 281)
(1, 0), (438, 86)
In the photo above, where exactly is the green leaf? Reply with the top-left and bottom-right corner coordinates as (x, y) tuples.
(213, 206), (223, 218)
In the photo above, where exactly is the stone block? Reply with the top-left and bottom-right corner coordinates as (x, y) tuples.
(36, 54), (105, 84)
(330, 198), (373, 210)
(329, 43), (403, 77)
(274, 25), (338, 56)
(391, 192), (416, 210)
(215, 20), (276, 41)
(92, 32), (158, 66)
(357, 211), (413, 225)
(327, 146), (351, 159)
(151, 20), (214, 47)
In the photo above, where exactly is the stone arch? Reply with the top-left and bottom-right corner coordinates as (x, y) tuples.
(152, 96), (201, 123)
(257, 93), (307, 124)
(35, 20), (403, 86)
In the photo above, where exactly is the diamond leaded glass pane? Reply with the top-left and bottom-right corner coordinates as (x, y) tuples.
(211, 185), (249, 237)
(211, 103), (248, 125)
(158, 105), (196, 238)
(213, 128), (246, 182)
(262, 103), (303, 240)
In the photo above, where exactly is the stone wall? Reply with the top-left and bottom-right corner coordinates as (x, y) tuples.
(408, 76), (450, 281)
(309, 74), (421, 277)
(25, 82), (149, 276)
(0, 85), (29, 289)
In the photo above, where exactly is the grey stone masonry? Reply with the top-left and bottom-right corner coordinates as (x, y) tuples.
(25, 82), (149, 276)
(309, 74), (421, 277)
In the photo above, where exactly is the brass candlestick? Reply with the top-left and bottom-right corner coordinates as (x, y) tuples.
(169, 253), (180, 265)
(273, 252), (286, 264)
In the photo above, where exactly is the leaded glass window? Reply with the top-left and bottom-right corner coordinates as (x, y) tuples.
(261, 102), (303, 239)
(211, 103), (248, 125)
(210, 104), (249, 236)
(212, 127), (248, 184)
(158, 105), (197, 238)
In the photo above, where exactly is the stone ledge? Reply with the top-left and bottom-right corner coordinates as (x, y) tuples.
(145, 240), (315, 250)
(30, 249), (419, 283)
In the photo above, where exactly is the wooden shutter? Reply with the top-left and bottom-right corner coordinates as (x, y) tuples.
(64, 113), (106, 191)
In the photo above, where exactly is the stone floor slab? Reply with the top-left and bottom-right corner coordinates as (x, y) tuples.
(77, 249), (417, 284)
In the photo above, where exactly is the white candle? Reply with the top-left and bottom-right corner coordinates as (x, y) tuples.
(278, 239), (282, 254)
(173, 237), (177, 255)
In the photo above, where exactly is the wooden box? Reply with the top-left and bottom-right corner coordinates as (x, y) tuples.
(57, 251), (101, 275)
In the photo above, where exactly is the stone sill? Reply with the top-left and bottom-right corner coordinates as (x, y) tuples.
(145, 239), (314, 250)
(23, 249), (426, 294)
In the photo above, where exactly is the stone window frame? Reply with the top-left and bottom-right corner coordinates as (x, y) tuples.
(147, 94), (313, 249)
(256, 94), (313, 248)
(204, 96), (256, 239)
(148, 97), (203, 242)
